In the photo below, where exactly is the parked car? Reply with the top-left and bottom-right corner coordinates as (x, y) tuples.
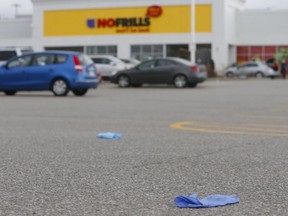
(91, 55), (128, 80)
(225, 61), (278, 78)
(0, 47), (33, 65)
(0, 51), (99, 96)
(110, 57), (207, 88)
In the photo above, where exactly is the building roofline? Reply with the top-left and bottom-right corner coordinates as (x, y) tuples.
(240, 8), (288, 13)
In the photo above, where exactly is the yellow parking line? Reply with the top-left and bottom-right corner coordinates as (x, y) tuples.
(188, 121), (288, 133)
(246, 123), (288, 129)
(170, 121), (288, 137)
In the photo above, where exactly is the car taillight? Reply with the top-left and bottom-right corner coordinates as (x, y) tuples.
(191, 65), (198, 72)
(73, 55), (83, 73)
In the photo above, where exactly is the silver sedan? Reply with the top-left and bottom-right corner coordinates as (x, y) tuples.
(225, 62), (279, 78)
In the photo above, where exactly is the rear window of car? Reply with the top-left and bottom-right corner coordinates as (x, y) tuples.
(169, 58), (192, 66)
(0, 51), (17, 61)
(156, 60), (176, 67)
(78, 54), (94, 66)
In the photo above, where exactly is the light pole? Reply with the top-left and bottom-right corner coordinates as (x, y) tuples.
(12, 3), (20, 18)
(190, 0), (196, 64)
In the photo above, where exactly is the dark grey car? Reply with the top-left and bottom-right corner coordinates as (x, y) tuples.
(110, 57), (207, 88)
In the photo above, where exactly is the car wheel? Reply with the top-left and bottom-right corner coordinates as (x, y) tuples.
(72, 89), (88, 96)
(4, 90), (17, 96)
(256, 72), (264, 78)
(174, 75), (188, 88)
(52, 79), (69, 96)
(226, 72), (233, 78)
(188, 83), (198, 88)
(118, 75), (130, 88)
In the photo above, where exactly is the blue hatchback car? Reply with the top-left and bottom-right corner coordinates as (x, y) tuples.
(0, 51), (99, 96)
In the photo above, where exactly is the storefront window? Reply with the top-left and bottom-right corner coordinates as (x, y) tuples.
(45, 46), (84, 53)
(236, 46), (283, 63)
(108, 46), (117, 54)
(86, 45), (117, 56)
(153, 45), (163, 53)
(86, 47), (96, 55)
(131, 45), (164, 61)
(131, 46), (140, 53)
(98, 46), (106, 54)
(143, 45), (152, 53)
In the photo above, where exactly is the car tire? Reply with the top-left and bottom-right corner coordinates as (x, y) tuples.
(118, 75), (130, 88)
(256, 72), (264, 78)
(72, 89), (88, 96)
(188, 83), (198, 88)
(174, 75), (188, 88)
(4, 90), (17, 96)
(52, 78), (69, 96)
(226, 72), (233, 78)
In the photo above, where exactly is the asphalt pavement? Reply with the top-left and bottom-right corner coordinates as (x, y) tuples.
(1, 79), (288, 216)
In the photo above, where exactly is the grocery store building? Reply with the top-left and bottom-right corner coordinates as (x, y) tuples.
(0, 0), (288, 73)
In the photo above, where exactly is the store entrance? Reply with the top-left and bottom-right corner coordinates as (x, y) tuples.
(166, 44), (214, 77)
(196, 44), (212, 64)
(166, 44), (190, 60)
(166, 44), (212, 63)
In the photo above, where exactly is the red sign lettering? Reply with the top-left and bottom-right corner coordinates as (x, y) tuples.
(146, 5), (163, 18)
(107, 19), (115, 27)
(97, 19), (107, 28)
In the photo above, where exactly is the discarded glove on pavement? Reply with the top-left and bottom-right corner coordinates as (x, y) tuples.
(97, 132), (121, 140)
(175, 194), (240, 208)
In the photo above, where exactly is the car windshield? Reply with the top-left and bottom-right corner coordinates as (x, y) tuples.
(112, 57), (126, 65)
(78, 54), (94, 66)
(121, 59), (130, 64)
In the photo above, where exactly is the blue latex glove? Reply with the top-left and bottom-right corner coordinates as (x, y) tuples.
(175, 194), (240, 208)
(97, 132), (121, 140)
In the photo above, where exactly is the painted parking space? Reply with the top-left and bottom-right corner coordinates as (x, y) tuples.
(170, 121), (288, 137)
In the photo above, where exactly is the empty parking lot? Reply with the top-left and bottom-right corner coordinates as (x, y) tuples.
(1, 79), (288, 215)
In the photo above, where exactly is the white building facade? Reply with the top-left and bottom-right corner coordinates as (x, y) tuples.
(0, 0), (287, 73)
